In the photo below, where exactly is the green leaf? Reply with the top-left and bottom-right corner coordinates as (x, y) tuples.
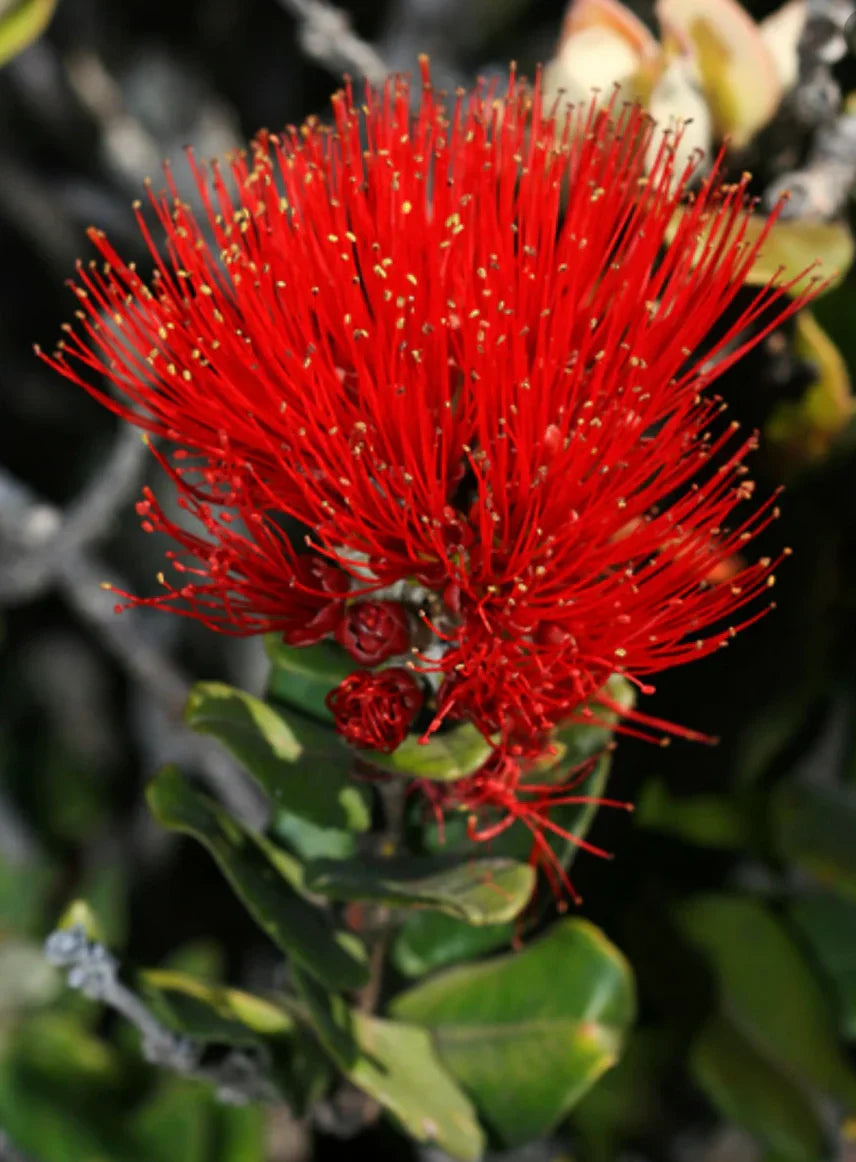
(265, 637), (354, 723)
(0, 0), (56, 67)
(147, 767), (369, 992)
(392, 911), (514, 978)
(789, 891), (856, 1041)
(390, 918), (636, 1146)
(131, 1082), (266, 1162)
(185, 682), (370, 832)
(137, 967), (333, 1113)
(138, 968), (296, 1044)
(305, 856), (535, 925)
(772, 781), (856, 900)
(635, 779), (749, 849)
(678, 895), (856, 1110)
(348, 1014), (484, 1161)
(271, 809), (357, 860)
(365, 722), (494, 782)
(691, 1014), (828, 1162)
(571, 1030), (673, 1162)
(294, 966), (484, 1161)
(7, 1009), (126, 1099)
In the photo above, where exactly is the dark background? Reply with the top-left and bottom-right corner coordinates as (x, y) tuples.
(2, 2), (856, 1160)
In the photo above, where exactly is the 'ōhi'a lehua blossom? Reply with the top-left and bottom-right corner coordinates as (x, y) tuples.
(42, 61), (816, 884)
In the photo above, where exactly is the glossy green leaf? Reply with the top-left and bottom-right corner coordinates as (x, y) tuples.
(678, 895), (856, 1110)
(0, 0), (57, 67)
(272, 809), (357, 859)
(138, 967), (333, 1113)
(365, 722), (493, 782)
(571, 1030), (673, 1162)
(390, 918), (636, 1146)
(789, 891), (856, 1040)
(691, 1014), (828, 1162)
(265, 636), (353, 723)
(139, 968), (296, 1044)
(636, 779), (749, 848)
(294, 966), (484, 1161)
(772, 782), (856, 900)
(348, 1014), (484, 1161)
(392, 911), (514, 978)
(305, 856), (535, 925)
(147, 767), (369, 992)
(130, 1080), (267, 1162)
(185, 682), (369, 832)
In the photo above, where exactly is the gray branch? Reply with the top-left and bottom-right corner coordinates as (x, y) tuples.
(0, 427), (146, 605)
(766, 106), (856, 219)
(0, 443), (267, 827)
(44, 925), (279, 1105)
(762, 0), (856, 217)
(275, 0), (388, 83)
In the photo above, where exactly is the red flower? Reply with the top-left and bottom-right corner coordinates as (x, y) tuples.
(443, 751), (633, 905)
(41, 62), (816, 757)
(327, 669), (423, 752)
(282, 555), (350, 647)
(336, 600), (410, 664)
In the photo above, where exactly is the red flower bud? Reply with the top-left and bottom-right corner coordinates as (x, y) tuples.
(335, 600), (410, 665)
(326, 668), (422, 753)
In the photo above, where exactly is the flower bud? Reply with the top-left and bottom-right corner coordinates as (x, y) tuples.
(335, 600), (410, 665)
(326, 668), (422, 752)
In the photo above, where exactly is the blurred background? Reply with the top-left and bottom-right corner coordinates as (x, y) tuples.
(3, 0), (856, 1159)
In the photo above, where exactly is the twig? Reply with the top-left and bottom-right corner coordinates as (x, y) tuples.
(377, 0), (470, 81)
(44, 925), (279, 1105)
(57, 549), (268, 826)
(765, 106), (856, 219)
(274, 0), (388, 84)
(0, 449), (266, 826)
(762, 0), (856, 217)
(0, 427), (146, 605)
(0, 152), (82, 274)
(355, 776), (408, 1015)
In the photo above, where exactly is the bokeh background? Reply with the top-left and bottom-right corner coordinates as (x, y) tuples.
(3, 1), (856, 1159)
